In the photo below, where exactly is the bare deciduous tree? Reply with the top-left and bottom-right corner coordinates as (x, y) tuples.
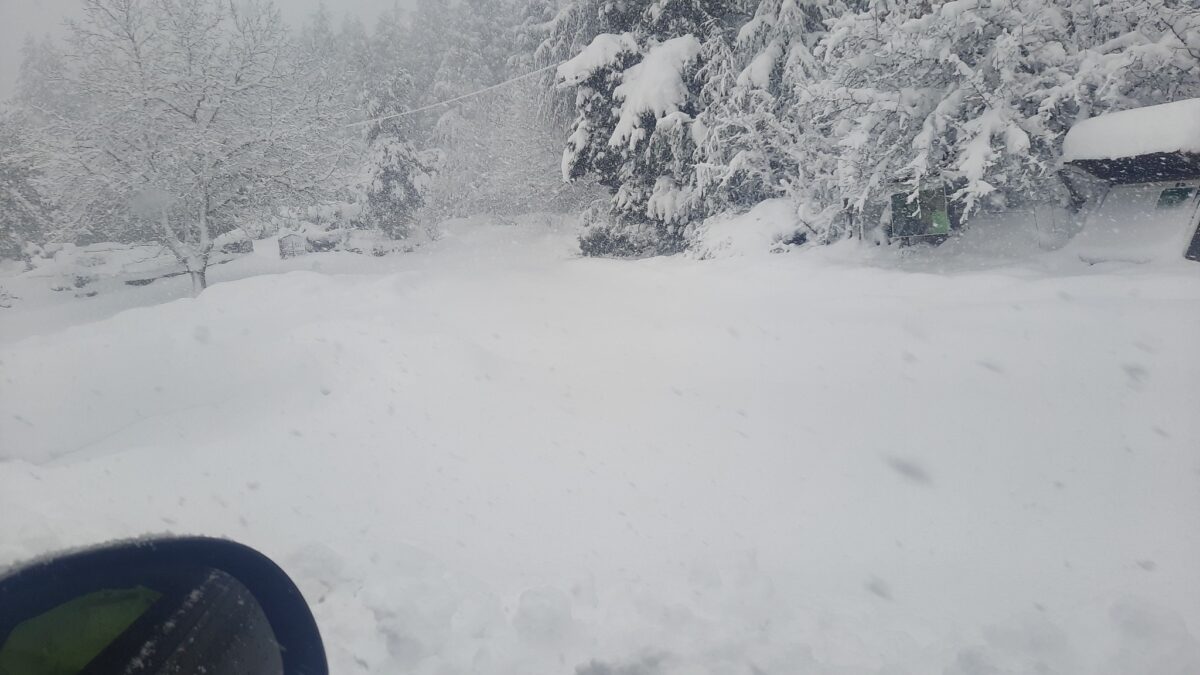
(32, 0), (349, 293)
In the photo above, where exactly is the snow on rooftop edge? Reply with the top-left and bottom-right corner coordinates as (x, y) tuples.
(1062, 98), (1200, 162)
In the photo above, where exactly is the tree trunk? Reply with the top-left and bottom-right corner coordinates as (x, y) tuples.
(189, 266), (207, 295)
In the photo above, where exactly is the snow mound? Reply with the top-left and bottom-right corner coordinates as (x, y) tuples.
(1062, 99), (1200, 162)
(688, 198), (804, 258)
(3, 212), (1200, 673)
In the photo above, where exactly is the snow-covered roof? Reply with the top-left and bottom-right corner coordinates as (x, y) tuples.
(1062, 98), (1200, 162)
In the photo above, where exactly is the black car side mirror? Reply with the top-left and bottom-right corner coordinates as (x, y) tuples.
(0, 536), (327, 675)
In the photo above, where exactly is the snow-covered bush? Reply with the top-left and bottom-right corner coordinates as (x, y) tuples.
(692, 0), (838, 214)
(686, 197), (809, 259)
(214, 230), (253, 255)
(559, 31), (711, 255)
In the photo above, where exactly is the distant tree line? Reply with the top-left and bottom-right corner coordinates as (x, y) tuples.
(0, 0), (590, 292)
(2, 0), (1198, 282)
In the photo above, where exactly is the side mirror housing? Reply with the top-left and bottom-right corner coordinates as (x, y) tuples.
(0, 536), (327, 675)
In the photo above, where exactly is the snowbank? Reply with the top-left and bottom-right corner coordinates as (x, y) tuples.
(687, 198), (804, 258)
(1062, 98), (1200, 162)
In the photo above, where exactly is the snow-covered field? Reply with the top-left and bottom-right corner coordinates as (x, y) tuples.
(2, 216), (1199, 674)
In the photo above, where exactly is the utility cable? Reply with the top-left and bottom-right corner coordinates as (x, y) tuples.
(344, 62), (560, 128)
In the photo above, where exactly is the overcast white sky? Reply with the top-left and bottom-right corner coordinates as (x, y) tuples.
(0, 0), (410, 101)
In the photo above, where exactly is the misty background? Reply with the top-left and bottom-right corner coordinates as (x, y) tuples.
(0, 0), (412, 100)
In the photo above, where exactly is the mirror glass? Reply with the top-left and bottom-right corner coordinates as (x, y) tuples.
(0, 566), (284, 675)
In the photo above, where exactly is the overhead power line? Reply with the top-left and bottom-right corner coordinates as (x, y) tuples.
(344, 62), (561, 129)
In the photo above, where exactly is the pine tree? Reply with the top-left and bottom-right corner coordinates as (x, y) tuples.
(693, 0), (842, 215)
(0, 113), (51, 260)
(360, 68), (429, 239)
(554, 0), (749, 255)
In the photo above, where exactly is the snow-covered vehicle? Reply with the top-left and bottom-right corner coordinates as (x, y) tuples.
(1062, 98), (1200, 264)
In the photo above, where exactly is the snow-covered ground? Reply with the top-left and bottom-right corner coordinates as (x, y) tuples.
(2, 215), (1199, 674)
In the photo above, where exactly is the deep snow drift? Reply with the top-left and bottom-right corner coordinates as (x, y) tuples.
(2, 216), (1199, 674)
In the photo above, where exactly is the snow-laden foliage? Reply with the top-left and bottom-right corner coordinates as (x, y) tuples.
(560, 32), (701, 256)
(417, 0), (511, 185)
(553, 0), (744, 256)
(693, 0), (844, 215)
(359, 72), (430, 240)
(611, 36), (703, 149)
(553, 0), (1200, 254)
(804, 0), (1200, 221)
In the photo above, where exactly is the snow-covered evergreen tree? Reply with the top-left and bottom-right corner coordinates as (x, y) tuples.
(693, 0), (842, 214)
(555, 0), (746, 255)
(360, 72), (429, 240)
(0, 113), (52, 261)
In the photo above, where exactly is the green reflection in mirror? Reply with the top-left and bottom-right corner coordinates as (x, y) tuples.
(0, 586), (160, 675)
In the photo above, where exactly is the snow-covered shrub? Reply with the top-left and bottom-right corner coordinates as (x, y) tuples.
(686, 198), (809, 258)
(214, 230), (253, 255)
(343, 229), (414, 256)
(579, 217), (671, 258)
(693, 0), (838, 214)
(304, 228), (347, 253)
(550, 0), (751, 256)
